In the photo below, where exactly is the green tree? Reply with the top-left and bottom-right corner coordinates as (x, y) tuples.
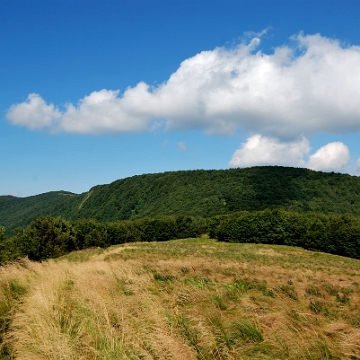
(15, 217), (75, 261)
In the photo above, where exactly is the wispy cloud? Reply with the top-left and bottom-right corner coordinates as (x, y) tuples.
(176, 141), (187, 152)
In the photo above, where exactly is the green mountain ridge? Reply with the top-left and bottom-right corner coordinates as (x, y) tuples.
(1, 166), (360, 233)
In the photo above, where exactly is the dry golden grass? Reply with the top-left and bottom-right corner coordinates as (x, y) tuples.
(1, 238), (360, 359)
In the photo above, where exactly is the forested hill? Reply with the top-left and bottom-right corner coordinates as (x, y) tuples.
(0, 191), (79, 232)
(1, 166), (360, 233)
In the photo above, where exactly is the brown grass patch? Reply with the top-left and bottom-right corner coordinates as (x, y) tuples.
(1, 239), (360, 359)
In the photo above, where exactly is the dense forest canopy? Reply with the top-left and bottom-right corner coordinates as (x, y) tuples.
(1, 166), (360, 234)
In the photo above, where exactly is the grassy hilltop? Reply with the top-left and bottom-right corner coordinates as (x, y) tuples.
(2, 166), (360, 234)
(1, 238), (360, 359)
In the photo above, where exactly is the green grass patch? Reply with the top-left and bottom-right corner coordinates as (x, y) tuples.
(230, 319), (264, 344)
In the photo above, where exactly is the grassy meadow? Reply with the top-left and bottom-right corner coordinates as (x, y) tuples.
(1, 238), (360, 359)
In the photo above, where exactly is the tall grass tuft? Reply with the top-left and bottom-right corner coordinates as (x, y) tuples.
(230, 319), (264, 344)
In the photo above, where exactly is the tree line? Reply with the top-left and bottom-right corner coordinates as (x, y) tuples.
(1, 209), (360, 265)
(0, 216), (206, 263)
(209, 209), (360, 259)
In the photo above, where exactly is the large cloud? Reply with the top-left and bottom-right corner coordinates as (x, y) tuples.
(6, 33), (360, 137)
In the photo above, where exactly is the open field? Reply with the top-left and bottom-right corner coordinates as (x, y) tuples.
(1, 238), (360, 359)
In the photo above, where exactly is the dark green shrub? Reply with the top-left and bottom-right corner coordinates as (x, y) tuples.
(15, 217), (76, 261)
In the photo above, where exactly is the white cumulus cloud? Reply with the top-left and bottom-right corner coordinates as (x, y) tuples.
(229, 136), (352, 173)
(6, 94), (61, 130)
(229, 135), (310, 168)
(6, 32), (360, 137)
(307, 142), (350, 171)
(60, 88), (151, 134)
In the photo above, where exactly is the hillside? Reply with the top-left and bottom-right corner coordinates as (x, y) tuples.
(1, 239), (360, 359)
(1, 166), (360, 233)
(0, 191), (80, 233)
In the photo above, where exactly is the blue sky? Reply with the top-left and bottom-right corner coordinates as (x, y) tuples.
(1, 0), (360, 197)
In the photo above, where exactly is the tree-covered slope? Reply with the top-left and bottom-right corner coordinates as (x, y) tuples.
(0, 191), (80, 233)
(73, 166), (360, 220)
(1, 166), (360, 233)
